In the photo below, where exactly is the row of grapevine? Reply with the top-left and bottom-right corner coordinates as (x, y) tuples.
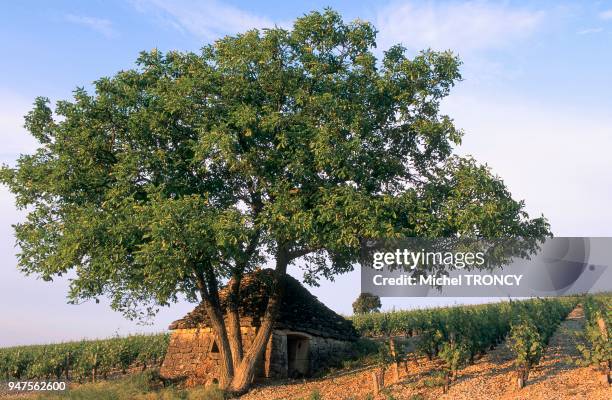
(507, 298), (575, 388)
(0, 333), (169, 382)
(352, 301), (514, 340)
(352, 297), (576, 392)
(577, 294), (611, 386)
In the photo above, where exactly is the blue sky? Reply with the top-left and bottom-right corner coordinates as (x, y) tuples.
(1, 0), (612, 346)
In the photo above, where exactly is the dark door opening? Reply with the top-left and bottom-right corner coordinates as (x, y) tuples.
(287, 334), (309, 378)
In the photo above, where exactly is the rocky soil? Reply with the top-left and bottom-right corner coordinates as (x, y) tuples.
(240, 305), (611, 400)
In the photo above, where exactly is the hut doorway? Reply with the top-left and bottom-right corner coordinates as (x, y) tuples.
(287, 334), (309, 377)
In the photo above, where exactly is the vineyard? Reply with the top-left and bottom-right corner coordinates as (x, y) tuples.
(0, 334), (168, 382)
(351, 297), (579, 391)
(242, 295), (610, 399)
(578, 295), (612, 385)
(1, 296), (609, 399)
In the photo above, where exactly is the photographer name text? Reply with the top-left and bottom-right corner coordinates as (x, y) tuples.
(372, 274), (524, 287)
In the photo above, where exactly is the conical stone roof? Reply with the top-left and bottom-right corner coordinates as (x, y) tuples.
(169, 269), (358, 341)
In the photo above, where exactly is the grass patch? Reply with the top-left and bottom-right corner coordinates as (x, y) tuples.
(32, 370), (225, 400)
(311, 338), (382, 378)
(420, 371), (446, 388)
(308, 389), (322, 400)
(381, 388), (397, 400)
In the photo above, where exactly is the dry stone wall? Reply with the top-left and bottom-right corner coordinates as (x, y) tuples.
(309, 336), (353, 373)
(161, 327), (355, 386)
(160, 326), (261, 386)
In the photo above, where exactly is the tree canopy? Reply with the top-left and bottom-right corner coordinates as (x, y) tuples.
(353, 292), (382, 314)
(0, 9), (549, 392)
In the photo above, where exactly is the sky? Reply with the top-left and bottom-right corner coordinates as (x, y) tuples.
(1, 0), (612, 347)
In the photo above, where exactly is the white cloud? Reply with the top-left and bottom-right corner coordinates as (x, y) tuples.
(599, 9), (612, 20)
(65, 14), (117, 38)
(577, 27), (603, 35)
(376, 1), (544, 54)
(132, 0), (274, 41)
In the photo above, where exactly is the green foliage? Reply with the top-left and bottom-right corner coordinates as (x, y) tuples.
(327, 339), (382, 372)
(352, 292), (382, 314)
(351, 301), (515, 359)
(0, 334), (169, 382)
(382, 388), (397, 400)
(309, 389), (322, 400)
(351, 297), (577, 381)
(31, 370), (226, 400)
(0, 9), (549, 321)
(508, 317), (543, 370)
(577, 294), (611, 374)
(421, 371), (446, 388)
(438, 340), (470, 378)
(507, 298), (575, 373)
(375, 341), (394, 367)
(186, 385), (226, 400)
(350, 338), (381, 357)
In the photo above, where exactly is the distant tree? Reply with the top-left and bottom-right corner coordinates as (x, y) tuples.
(353, 293), (382, 314)
(0, 9), (549, 394)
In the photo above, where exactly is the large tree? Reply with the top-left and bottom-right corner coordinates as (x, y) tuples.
(1, 10), (548, 393)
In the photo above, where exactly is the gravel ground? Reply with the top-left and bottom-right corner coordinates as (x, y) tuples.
(240, 355), (444, 400)
(240, 305), (611, 400)
(387, 305), (610, 400)
(6, 306), (608, 400)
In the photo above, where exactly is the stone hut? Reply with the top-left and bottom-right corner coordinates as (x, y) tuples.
(160, 269), (358, 386)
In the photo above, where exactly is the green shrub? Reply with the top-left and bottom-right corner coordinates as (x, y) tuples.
(508, 316), (543, 372)
(0, 334), (169, 382)
(577, 294), (611, 385)
(308, 389), (322, 400)
(352, 293), (382, 314)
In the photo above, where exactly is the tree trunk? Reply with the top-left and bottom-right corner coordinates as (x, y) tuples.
(92, 351), (97, 383)
(201, 297), (235, 388)
(227, 308), (244, 367)
(371, 370), (383, 395)
(596, 316), (609, 386)
(443, 371), (450, 393)
(193, 265), (236, 389)
(227, 277), (244, 368)
(64, 352), (70, 380)
(229, 250), (289, 394)
(599, 361), (611, 386)
(516, 367), (529, 389)
(226, 224), (261, 373)
(389, 337), (400, 383)
(596, 317), (608, 341)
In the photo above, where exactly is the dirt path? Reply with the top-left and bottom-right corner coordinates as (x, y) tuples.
(240, 355), (445, 400)
(385, 305), (611, 400)
(5, 307), (607, 399)
(496, 305), (611, 400)
(240, 305), (611, 399)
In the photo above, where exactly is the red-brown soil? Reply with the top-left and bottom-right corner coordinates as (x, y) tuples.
(241, 306), (611, 399)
